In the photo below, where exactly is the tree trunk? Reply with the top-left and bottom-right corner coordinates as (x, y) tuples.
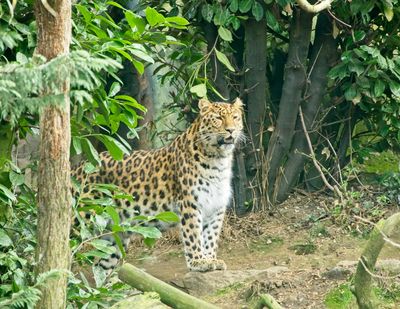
(34, 0), (72, 308)
(264, 8), (313, 205)
(274, 13), (338, 202)
(243, 16), (269, 210)
(353, 213), (400, 309)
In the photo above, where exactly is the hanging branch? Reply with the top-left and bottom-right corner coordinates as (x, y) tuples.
(296, 0), (334, 13)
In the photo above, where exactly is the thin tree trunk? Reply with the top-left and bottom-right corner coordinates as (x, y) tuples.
(274, 13), (338, 202)
(243, 16), (269, 210)
(264, 8), (313, 205)
(34, 0), (72, 308)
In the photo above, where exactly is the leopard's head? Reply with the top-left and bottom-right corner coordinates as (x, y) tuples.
(196, 98), (244, 154)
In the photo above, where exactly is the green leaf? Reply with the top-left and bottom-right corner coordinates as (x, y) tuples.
(72, 137), (82, 155)
(239, 0), (254, 13)
(384, 7), (394, 21)
(9, 171), (24, 186)
(130, 48), (154, 64)
(97, 135), (130, 160)
(115, 95), (146, 112)
(132, 59), (145, 74)
(374, 80), (385, 97)
(218, 26), (233, 42)
(145, 7), (165, 27)
(0, 184), (16, 202)
(214, 6), (231, 26)
(389, 81), (400, 97)
(230, 0), (239, 12)
(106, 206), (120, 226)
(125, 11), (145, 34)
(165, 16), (189, 26)
(128, 226), (162, 239)
(0, 229), (12, 247)
(155, 211), (180, 223)
(107, 1), (124, 9)
(215, 49), (235, 72)
(90, 239), (116, 254)
(108, 82), (121, 97)
(76, 4), (92, 24)
(252, 2), (264, 21)
(265, 10), (279, 32)
(81, 138), (101, 166)
(201, 4), (214, 23)
(190, 84), (207, 97)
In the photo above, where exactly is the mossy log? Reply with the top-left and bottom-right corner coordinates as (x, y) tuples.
(353, 213), (400, 309)
(118, 263), (219, 309)
(253, 293), (283, 309)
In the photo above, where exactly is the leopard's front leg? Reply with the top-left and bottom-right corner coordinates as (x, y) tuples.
(202, 209), (226, 270)
(180, 201), (221, 272)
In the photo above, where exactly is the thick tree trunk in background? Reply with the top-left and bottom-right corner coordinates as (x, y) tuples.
(34, 0), (72, 308)
(243, 17), (269, 211)
(202, 22), (230, 100)
(264, 8), (313, 206)
(274, 13), (338, 203)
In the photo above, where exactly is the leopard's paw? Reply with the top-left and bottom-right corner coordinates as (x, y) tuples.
(212, 259), (227, 271)
(189, 258), (227, 272)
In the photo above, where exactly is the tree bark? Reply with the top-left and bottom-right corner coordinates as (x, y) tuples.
(353, 213), (400, 309)
(264, 8), (313, 205)
(243, 16), (269, 210)
(34, 0), (72, 308)
(119, 263), (218, 309)
(274, 13), (338, 203)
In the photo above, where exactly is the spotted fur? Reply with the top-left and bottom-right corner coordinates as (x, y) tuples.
(72, 98), (244, 272)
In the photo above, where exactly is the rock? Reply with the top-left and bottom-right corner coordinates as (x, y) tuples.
(324, 259), (400, 280)
(322, 266), (351, 280)
(110, 292), (170, 309)
(183, 267), (289, 296)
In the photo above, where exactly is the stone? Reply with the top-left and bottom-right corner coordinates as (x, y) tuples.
(182, 267), (289, 296)
(322, 266), (351, 280)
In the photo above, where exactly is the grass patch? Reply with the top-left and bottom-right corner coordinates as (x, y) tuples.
(310, 223), (330, 238)
(249, 236), (284, 252)
(289, 241), (316, 255)
(324, 283), (356, 309)
(325, 283), (400, 309)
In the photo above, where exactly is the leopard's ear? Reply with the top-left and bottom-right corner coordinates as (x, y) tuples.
(198, 98), (211, 113)
(233, 97), (243, 109)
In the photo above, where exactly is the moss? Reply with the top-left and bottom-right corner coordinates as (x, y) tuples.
(361, 151), (399, 174)
(215, 282), (245, 296)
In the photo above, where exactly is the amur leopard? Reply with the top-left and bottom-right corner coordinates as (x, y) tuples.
(72, 98), (244, 272)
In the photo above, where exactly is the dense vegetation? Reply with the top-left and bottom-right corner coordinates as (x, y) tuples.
(0, 0), (399, 307)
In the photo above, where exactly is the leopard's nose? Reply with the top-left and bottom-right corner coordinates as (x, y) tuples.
(226, 128), (234, 134)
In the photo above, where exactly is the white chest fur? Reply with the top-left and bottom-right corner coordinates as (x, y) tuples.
(195, 157), (233, 223)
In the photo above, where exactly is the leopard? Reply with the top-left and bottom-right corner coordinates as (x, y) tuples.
(72, 97), (244, 273)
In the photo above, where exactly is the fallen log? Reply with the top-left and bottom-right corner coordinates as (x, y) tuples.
(118, 263), (219, 309)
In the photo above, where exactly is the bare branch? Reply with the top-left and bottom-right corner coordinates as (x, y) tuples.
(296, 0), (334, 13)
(299, 106), (343, 200)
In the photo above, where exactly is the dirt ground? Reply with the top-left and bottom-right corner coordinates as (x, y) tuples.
(126, 193), (400, 309)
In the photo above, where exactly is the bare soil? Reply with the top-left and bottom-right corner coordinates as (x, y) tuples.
(126, 193), (400, 308)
